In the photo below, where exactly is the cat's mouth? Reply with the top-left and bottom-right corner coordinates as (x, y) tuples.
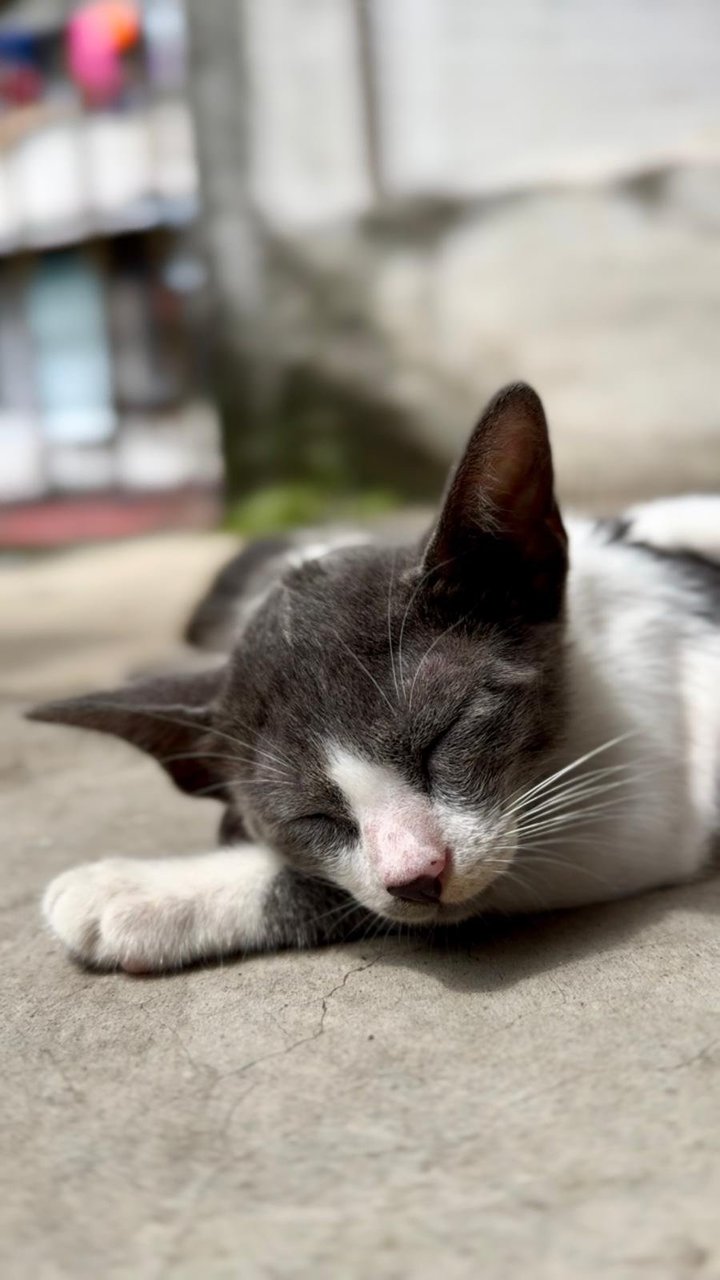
(379, 855), (515, 925)
(380, 893), (488, 926)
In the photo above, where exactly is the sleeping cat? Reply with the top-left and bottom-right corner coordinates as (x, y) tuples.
(30, 383), (720, 973)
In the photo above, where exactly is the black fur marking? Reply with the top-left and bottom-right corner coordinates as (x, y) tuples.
(598, 516), (632, 545)
(595, 516), (720, 622)
(185, 536), (294, 652)
(218, 808), (250, 845)
(636, 544), (720, 622)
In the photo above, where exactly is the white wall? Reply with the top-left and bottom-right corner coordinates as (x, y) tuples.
(243, 0), (372, 225)
(243, 0), (720, 227)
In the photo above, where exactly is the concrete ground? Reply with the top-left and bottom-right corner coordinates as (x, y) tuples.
(2, 535), (720, 1280)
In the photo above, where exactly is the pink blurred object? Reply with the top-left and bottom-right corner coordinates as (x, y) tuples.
(67, 2), (140, 106)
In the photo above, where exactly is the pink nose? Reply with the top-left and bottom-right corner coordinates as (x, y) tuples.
(384, 847), (447, 904)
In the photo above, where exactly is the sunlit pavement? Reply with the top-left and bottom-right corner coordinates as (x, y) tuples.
(2, 534), (720, 1277)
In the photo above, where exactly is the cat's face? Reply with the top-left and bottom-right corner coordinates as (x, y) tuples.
(217, 541), (566, 923)
(30, 383), (569, 924)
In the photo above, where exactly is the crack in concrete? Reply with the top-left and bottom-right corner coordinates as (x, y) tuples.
(651, 1037), (720, 1074)
(154, 1083), (259, 1280)
(217, 954), (382, 1082)
(154, 956), (383, 1278)
(139, 1005), (219, 1085)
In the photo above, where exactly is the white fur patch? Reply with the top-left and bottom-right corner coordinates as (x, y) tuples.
(485, 515), (720, 913)
(286, 532), (372, 571)
(625, 495), (720, 558)
(681, 635), (720, 833)
(327, 747), (404, 816)
(43, 846), (284, 972)
(328, 746), (446, 891)
(327, 744), (514, 913)
(433, 801), (517, 903)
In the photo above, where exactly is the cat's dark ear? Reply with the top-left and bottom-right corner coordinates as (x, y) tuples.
(421, 382), (568, 620)
(27, 668), (228, 799)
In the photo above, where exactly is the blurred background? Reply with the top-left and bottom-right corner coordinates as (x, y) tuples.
(0, 0), (719, 548)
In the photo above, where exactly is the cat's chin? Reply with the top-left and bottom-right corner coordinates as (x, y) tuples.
(380, 892), (492, 928)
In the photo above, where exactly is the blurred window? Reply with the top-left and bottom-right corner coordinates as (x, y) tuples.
(28, 250), (116, 444)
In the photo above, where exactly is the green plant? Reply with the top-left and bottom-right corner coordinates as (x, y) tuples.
(223, 482), (399, 536)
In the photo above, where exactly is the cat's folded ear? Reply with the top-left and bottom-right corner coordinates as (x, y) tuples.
(421, 382), (568, 620)
(27, 667), (229, 799)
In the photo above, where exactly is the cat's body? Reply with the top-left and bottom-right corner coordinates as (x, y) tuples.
(502, 514), (719, 909)
(32, 385), (720, 972)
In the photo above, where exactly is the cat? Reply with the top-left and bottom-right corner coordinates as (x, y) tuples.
(30, 383), (720, 974)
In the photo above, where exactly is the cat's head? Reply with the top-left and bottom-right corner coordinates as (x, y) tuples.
(30, 384), (568, 924)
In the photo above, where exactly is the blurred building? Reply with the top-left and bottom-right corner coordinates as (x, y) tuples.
(0, 0), (220, 543)
(190, 0), (720, 511)
(2, 0), (719, 545)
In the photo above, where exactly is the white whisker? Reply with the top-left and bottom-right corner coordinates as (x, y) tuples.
(396, 552), (458, 706)
(387, 549), (401, 704)
(329, 630), (396, 715)
(407, 613), (469, 715)
(162, 750), (289, 779)
(517, 769), (656, 823)
(513, 850), (620, 892)
(73, 702), (295, 778)
(516, 794), (635, 839)
(509, 761), (655, 821)
(480, 862), (549, 909)
(504, 732), (639, 819)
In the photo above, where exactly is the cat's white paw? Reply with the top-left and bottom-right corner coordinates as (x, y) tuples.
(42, 847), (280, 972)
(43, 859), (197, 973)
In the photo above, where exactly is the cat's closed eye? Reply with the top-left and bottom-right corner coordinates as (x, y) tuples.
(419, 714), (466, 782)
(290, 812), (357, 842)
(420, 695), (512, 782)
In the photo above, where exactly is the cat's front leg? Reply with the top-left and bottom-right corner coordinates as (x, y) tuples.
(43, 848), (367, 973)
